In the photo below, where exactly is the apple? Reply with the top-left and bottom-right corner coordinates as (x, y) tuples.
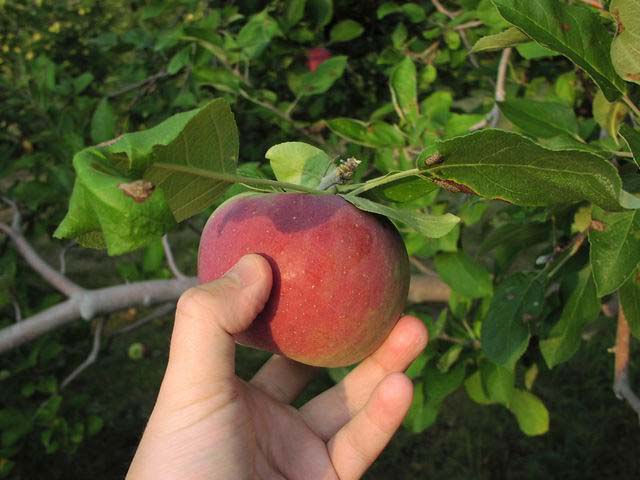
(306, 47), (332, 72)
(197, 193), (410, 367)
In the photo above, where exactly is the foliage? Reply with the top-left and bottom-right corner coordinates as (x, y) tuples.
(1, 0), (640, 477)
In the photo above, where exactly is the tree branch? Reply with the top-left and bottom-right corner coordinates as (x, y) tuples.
(470, 47), (512, 131)
(107, 70), (171, 98)
(431, 0), (460, 18)
(60, 317), (106, 389)
(162, 235), (187, 280)
(0, 216), (82, 297)
(614, 303), (640, 423)
(112, 302), (175, 337)
(0, 277), (196, 354)
(408, 274), (451, 303)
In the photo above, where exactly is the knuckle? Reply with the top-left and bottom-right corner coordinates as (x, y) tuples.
(176, 286), (218, 321)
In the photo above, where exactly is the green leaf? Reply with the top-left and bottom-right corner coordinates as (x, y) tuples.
(329, 19), (364, 44)
(592, 90), (629, 144)
(588, 207), (640, 296)
(620, 124), (640, 168)
(341, 195), (460, 238)
(480, 361), (515, 405)
(284, 0), (307, 28)
(471, 27), (529, 52)
(237, 10), (282, 59)
(404, 380), (442, 432)
(327, 118), (405, 148)
(307, 0), (333, 28)
(377, 2), (400, 19)
(491, 0), (626, 101)
(610, 0), (640, 85)
(540, 267), (600, 368)
(507, 389), (549, 436)
(620, 268), (640, 339)
(401, 3), (426, 23)
(365, 175), (438, 203)
(167, 46), (191, 75)
(296, 56), (347, 96)
(498, 98), (579, 139)
(73, 72), (94, 94)
(90, 98), (117, 144)
(427, 129), (633, 212)
(434, 252), (493, 298)
(56, 100), (238, 254)
(390, 56), (419, 125)
(515, 41), (559, 59)
(266, 142), (333, 188)
(481, 272), (546, 368)
(465, 371), (494, 405)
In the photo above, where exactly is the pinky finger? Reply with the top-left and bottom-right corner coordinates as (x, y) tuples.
(327, 373), (414, 480)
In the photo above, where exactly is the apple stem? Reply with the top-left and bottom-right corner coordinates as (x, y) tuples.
(318, 157), (362, 191)
(151, 163), (329, 195)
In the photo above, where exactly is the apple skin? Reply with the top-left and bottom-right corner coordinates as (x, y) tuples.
(197, 193), (410, 367)
(306, 47), (332, 72)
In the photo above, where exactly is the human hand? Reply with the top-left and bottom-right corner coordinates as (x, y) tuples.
(127, 254), (428, 480)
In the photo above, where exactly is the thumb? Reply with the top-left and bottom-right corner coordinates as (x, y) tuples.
(165, 254), (273, 386)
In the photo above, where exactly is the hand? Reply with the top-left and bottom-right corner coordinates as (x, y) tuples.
(127, 254), (428, 480)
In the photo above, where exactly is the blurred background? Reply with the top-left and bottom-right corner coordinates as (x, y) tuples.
(1, 0), (639, 478)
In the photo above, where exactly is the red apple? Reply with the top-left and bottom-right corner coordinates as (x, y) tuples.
(306, 47), (332, 72)
(197, 193), (410, 367)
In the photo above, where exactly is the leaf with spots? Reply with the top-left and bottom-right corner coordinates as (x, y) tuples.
(425, 129), (639, 211)
(610, 0), (640, 85)
(56, 99), (239, 254)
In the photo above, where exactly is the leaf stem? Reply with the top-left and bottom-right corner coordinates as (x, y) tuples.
(151, 163), (328, 195)
(345, 168), (422, 196)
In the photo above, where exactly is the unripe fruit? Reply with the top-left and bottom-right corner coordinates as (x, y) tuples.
(198, 193), (410, 367)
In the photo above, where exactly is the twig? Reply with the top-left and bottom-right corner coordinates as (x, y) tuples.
(459, 30), (480, 68)
(410, 257), (438, 276)
(431, 0), (460, 18)
(454, 20), (483, 31)
(107, 70), (171, 98)
(613, 303), (640, 423)
(162, 235), (187, 280)
(112, 302), (175, 337)
(58, 242), (74, 275)
(0, 205), (82, 297)
(623, 95), (640, 119)
(470, 48), (512, 131)
(408, 274), (451, 303)
(12, 298), (22, 322)
(61, 318), (105, 389)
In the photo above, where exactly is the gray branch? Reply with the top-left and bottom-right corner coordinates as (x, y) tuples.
(60, 317), (106, 389)
(0, 218), (81, 297)
(162, 234), (187, 280)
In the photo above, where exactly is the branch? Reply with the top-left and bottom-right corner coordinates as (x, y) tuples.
(107, 70), (171, 98)
(112, 302), (175, 337)
(60, 317), (105, 389)
(623, 95), (640, 120)
(470, 47), (512, 131)
(0, 277), (196, 354)
(162, 235), (187, 280)
(408, 274), (451, 303)
(614, 303), (640, 423)
(431, 0), (460, 18)
(12, 298), (22, 322)
(0, 210), (82, 297)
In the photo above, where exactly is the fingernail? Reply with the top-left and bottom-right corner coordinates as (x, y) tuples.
(225, 255), (261, 288)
